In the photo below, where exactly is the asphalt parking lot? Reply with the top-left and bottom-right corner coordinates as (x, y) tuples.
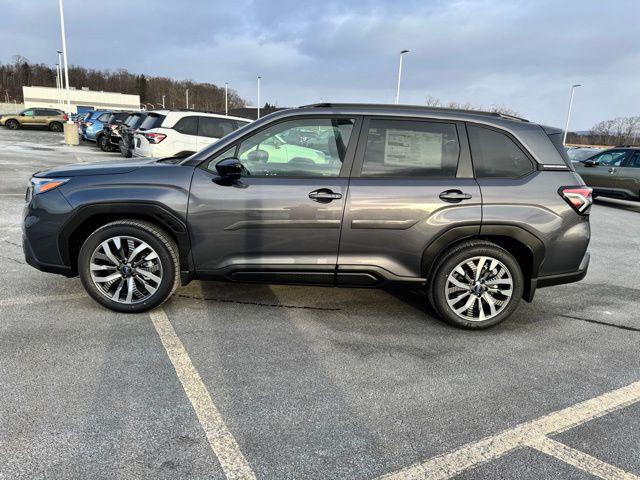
(0, 128), (639, 480)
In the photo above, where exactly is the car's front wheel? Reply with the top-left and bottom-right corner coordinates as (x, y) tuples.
(429, 241), (523, 329)
(78, 220), (180, 313)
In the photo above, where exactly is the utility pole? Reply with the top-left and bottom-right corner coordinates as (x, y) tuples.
(225, 82), (228, 115)
(58, 0), (78, 144)
(395, 49), (409, 104)
(563, 84), (582, 145)
(257, 75), (261, 119)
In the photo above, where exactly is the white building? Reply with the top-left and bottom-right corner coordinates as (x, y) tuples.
(23, 86), (140, 114)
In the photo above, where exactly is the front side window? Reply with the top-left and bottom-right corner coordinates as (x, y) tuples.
(591, 151), (627, 167)
(468, 125), (533, 178)
(230, 117), (354, 177)
(198, 117), (237, 138)
(22, 109), (35, 117)
(173, 116), (198, 136)
(361, 119), (460, 177)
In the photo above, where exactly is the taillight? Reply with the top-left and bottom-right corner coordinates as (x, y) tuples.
(63, 114), (68, 121)
(85, 121), (93, 127)
(144, 132), (166, 144)
(559, 186), (592, 215)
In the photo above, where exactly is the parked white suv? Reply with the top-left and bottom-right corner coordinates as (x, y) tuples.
(132, 110), (251, 158)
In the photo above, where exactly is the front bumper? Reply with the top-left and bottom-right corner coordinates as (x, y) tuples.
(525, 251), (590, 301)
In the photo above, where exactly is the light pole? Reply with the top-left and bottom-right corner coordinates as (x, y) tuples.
(56, 50), (63, 107)
(55, 63), (60, 104)
(395, 49), (409, 104)
(257, 76), (261, 119)
(57, 2), (72, 120)
(185, 89), (189, 109)
(225, 82), (228, 115)
(161, 95), (165, 108)
(562, 84), (581, 145)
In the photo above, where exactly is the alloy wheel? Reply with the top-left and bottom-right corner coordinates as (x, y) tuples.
(89, 235), (163, 304)
(444, 255), (513, 322)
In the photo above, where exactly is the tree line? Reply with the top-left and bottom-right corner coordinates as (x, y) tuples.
(566, 116), (640, 146)
(0, 55), (246, 112)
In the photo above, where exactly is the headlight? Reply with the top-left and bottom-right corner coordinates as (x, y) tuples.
(30, 177), (70, 195)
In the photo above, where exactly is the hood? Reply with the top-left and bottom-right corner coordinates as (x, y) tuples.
(34, 157), (160, 178)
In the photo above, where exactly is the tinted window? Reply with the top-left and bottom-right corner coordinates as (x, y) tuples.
(22, 109), (35, 116)
(234, 117), (355, 177)
(591, 150), (627, 166)
(173, 116), (198, 136)
(468, 125), (533, 178)
(198, 117), (237, 138)
(139, 113), (166, 130)
(361, 119), (459, 177)
(627, 152), (640, 168)
(97, 113), (111, 122)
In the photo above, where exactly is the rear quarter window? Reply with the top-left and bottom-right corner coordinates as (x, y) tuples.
(467, 125), (534, 178)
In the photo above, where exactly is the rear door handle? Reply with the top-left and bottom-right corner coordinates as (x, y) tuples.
(439, 190), (472, 203)
(309, 189), (342, 203)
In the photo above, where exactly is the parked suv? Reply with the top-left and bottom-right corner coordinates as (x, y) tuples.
(133, 110), (251, 158)
(118, 112), (148, 157)
(22, 104), (591, 329)
(0, 108), (67, 131)
(573, 147), (640, 201)
(80, 110), (112, 141)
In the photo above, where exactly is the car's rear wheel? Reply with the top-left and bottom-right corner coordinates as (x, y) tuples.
(429, 241), (523, 329)
(49, 122), (63, 132)
(5, 119), (19, 130)
(78, 220), (180, 313)
(97, 134), (108, 151)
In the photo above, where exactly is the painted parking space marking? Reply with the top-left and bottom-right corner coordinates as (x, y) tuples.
(526, 436), (639, 480)
(378, 380), (640, 480)
(149, 308), (256, 480)
(0, 292), (86, 307)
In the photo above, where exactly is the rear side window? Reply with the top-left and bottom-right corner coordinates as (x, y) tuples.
(139, 113), (166, 130)
(173, 116), (199, 136)
(467, 125), (533, 178)
(361, 119), (460, 177)
(198, 117), (237, 138)
(97, 113), (111, 122)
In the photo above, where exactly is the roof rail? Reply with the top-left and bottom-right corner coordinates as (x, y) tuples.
(299, 102), (529, 122)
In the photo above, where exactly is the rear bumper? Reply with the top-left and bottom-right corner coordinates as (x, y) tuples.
(525, 251), (590, 301)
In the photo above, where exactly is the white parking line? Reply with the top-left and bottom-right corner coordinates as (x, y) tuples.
(149, 308), (256, 480)
(526, 436), (639, 480)
(378, 380), (640, 480)
(0, 292), (86, 307)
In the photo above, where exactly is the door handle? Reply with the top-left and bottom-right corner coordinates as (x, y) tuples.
(309, 189), (342, 203)
(608, 167), (617, 174)
(439, 190), (472, 203)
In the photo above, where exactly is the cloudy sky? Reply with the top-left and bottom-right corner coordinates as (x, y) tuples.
(1, 0), (638, 129)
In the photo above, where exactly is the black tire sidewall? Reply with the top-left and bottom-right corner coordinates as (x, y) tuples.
(6, 120), (19, 129)
(78, 224), (177, 313)
(431, 245), (523, 329)
(50, 122), (62, 132)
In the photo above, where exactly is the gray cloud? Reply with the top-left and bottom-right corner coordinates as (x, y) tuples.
(2, 0), (638, 129)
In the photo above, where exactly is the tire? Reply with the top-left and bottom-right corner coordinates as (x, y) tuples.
(78, 220), (180, 313)
(5, 119), (19, 130)
(97, 134), (108, 151)
(429, 241), (523, 329)
(49, 122), (63, 132)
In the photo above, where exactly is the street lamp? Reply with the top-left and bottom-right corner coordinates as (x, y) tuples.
(185, 89), (189, 109)
(257, 76), (262, 119)
(225, 82), (228, 115)
(395, 49), (409, 104)
(563, 84), (582, 145)
(56, 51), (63, 107)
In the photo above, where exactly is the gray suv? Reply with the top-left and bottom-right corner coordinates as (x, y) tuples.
(22, 104), (591, 329)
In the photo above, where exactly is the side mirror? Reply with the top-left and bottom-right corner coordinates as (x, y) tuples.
(583, 159), (597, 167)
(215, 157), (243, 182)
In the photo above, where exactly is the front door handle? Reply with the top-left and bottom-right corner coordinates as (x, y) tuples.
(608, 167), (617, 174)
(439, 190), (473, 203)
(309, 189), (342, 203)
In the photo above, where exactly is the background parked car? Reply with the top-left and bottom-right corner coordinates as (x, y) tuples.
(80, 110), (112, 141)
(97, 111), (132, 151)
(574, 147), (640, 201)
(0, 108), (67, 131)
(118, 112), (148, 157)
(133, 110), (251, 158)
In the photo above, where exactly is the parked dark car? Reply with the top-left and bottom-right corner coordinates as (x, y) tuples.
(22, 103), (591, 329)
(97, 111), (132, 152)
(118, 112), (148, 158)
(573, 147), (640, 201)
